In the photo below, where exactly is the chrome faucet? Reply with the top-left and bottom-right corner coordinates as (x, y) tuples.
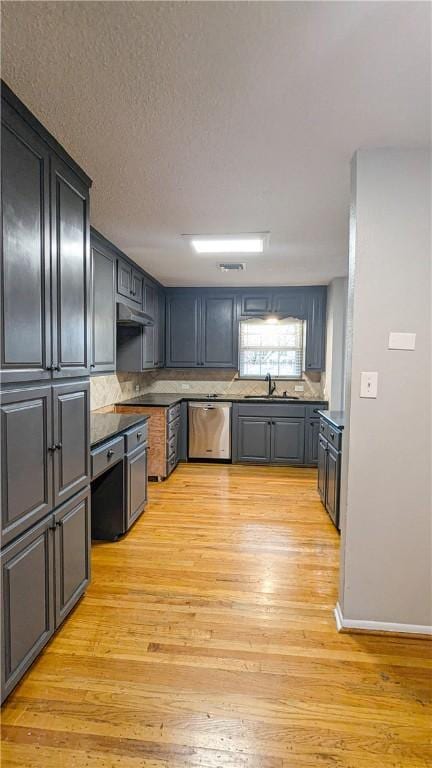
(265, 372), (276, 397)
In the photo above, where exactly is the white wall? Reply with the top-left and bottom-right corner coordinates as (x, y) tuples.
(339, 148), (431, 632)
(324, 277), (348, 410)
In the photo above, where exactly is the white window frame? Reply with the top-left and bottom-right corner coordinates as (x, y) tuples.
(238, 317), (306, 380)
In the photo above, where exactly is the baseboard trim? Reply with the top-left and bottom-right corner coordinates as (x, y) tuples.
(334, 602), (432, 638)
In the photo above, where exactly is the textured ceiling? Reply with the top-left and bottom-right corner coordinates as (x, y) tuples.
(1, 1), (430, 286)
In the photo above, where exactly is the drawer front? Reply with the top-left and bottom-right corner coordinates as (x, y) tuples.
(319, 419), (328, 439)
(167, 434), (177, 458)
(91, 436), (124, 480)
(167, 415), (180, 440)
(166, 452), (178, 476)
(125, 422), (148, 454)
(327, 425), (342, 451)
(168, 403), (181, 423)
(236, 403), (305, 418)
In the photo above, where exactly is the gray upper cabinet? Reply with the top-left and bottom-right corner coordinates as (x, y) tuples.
(241, 293), (272, 315)
(1, 86), (92, 384)
(51, 156), (91, 378)
(271, 418), (305, 465)
(201, 295), (237, 368)
(273, 291), (306, 319)
(305, 287), (326, 371)
(1, 515), (54, 703)
(165, 292), (237, 368)
(1, 385), (53, 547)
(90, 234), (116, 374)
(142, 279), (156, 369)
(125, 444), (148, 528)
(155, 291), (165, 368)
(166, 294), (201, 367)
(116, 259), (142, 305)
(53, 486), (91, 626)
(117, 258), (132, 299)
(1, 102), (52, 383)
(52, 380), (90, 508)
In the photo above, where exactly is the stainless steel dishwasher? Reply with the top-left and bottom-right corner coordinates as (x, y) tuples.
(188, 401), (232, 460)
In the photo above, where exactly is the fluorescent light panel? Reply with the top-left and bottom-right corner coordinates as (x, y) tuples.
(189, 233), (268, 255)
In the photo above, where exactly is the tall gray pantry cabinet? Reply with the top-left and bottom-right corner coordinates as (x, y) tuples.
(1, 82), (92, 703)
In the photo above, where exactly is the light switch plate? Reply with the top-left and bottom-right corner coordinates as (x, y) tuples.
(294, 385), (304, 392)
(181, 383), (190, 390)
(388, 332), (416, 350)
(360, 371), (378, 398)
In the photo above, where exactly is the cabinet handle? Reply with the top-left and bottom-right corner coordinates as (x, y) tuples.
(56, 520), (63, 527)
(48, 445), (56, 452)
(330, 432), (335, 439)
(107, 449), (114, 458)
(55, 443), (62, 450)
(49, 522), (57, 531)
(46, 364), (55, 371)
(90, 364), (96, 369)
(136, 432), (142, 439)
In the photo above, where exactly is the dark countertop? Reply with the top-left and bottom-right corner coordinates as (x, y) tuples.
(117, 393), (329, 407)
(91, 412), (149, 448)
(317, 410), (345, 429)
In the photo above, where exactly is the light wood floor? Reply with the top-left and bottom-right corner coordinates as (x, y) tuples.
(1, 463), (431, 767)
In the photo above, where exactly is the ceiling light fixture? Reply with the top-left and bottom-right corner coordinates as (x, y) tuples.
(186, 232), (269, 255)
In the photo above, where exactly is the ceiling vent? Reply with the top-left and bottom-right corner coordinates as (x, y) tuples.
(218, 262), (246, 272)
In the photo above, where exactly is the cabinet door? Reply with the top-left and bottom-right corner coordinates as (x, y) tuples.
(53, 486), (91, 627)
(273, 291), (306, 319)
(51, 156), (90, 378)
(125, 446), (147, 528)
(235, 416), (271, 463)
(271, 418), (305, 465)
(52, 380), (90, 507)
(326, 446), (340, 528)
(241, 293), (272, 315)
(142, 280), (156, 369)
(1, 102), (52, 383)
(131, 269), (143, 305)
(117, 258), (132, 299)
(166, 295), (200, 367)
(305, 288), (326, 372)
(158, 292), (165, 368)
(201, 295), (237, 367)
(90, 243), (116, 373)
(305, 419), (320, 465)
(317, 436), (327, 503)
(1, 385), (53, 546)
(1, 516), (54, 703)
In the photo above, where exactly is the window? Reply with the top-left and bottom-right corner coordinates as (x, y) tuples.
(239, 317), (305, 378)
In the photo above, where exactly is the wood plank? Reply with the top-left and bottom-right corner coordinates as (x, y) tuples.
(1, 463), (431, 767)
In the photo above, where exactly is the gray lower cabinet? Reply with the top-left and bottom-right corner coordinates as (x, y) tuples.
(271, 418), (305, 465)
(52, 380), (90, 507)
(305, 419), (320, 465)
(53, 487), (91, 626)
(125, 445), (147, 528)
(1, 515), (54, 703)
(90, 235), (116, 373)
(1, 486), (91, 703)
(317, 418), (342, 529)
(1, 384), (53, 546)
(236, 417), (272, 463)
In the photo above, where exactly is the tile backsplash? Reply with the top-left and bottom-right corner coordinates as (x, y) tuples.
(91, 369), (323, 410)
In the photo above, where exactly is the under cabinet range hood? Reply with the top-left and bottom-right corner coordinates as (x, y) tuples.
(117, 302), (154, 327)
